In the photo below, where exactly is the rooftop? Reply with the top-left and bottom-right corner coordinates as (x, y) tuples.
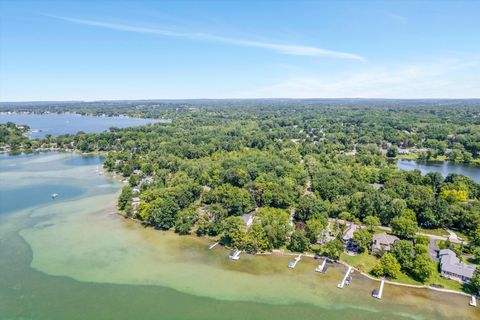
(439, 249), (476, 279)
(342, 224), (359, 241)
(373, 232), (399, 245)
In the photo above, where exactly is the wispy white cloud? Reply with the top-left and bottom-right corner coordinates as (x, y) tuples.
(51, 16), (365, 61)
(251, 60), (480, 99)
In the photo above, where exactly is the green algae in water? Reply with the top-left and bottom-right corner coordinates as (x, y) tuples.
(0, 153), (478, 320)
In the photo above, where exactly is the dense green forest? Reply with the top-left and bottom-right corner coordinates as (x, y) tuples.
(2, 100), (480, 290)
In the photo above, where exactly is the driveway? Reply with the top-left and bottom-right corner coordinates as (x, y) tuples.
(429, 238), (439, 261)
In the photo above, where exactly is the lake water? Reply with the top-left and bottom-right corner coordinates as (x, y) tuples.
(397, 159), (480, 184)
(0, 113), (168, 138)
(0, 153), (478, 319)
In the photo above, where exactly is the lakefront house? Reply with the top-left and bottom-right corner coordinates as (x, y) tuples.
(371, 232), (400, 254)
(438, 249), (477, 283)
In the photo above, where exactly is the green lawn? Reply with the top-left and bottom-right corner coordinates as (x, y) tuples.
(340, 252), (466, 293)
(427, 263), (465, 291)
(340, 252), (377, 273)
(452, 230), (470, 241)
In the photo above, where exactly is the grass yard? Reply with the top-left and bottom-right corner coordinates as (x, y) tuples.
(340, 252), (377, 273)
(340, 252), (466, 293)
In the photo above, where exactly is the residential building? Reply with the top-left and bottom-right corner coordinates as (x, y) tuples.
(372, 232), (399, 254)
(438, 249), (476, 283)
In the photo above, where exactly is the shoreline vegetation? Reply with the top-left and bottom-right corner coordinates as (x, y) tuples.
(2, 100), (480, 299)
(118, 209), (473, 297)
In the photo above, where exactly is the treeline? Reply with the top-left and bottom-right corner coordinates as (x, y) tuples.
(2, 100), (480, 162)
(1, 102), (480, 248)
(0, 122), (30, 149)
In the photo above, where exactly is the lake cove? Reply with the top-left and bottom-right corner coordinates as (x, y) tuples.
(397, 159), (480, 184)
(0, 113), (168, 138)
(0, 153), (479, 320)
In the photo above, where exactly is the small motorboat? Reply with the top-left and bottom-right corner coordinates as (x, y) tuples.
(51, 193), (59, 199)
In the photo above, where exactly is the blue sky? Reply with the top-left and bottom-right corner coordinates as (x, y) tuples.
(1, 0), (479, 101)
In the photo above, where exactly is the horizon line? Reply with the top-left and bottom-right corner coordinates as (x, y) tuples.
(2, 97), (480, 104)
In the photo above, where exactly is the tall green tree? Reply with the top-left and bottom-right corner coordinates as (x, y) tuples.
(371, 253), (401, 279)
(410, 253), (434, 282)
(294, 194), (327, 222)
(353, 228), (373, 253)
(257, 207), (292, 248)
(322, 239), (344, 261)
(288, 228), (310, 252)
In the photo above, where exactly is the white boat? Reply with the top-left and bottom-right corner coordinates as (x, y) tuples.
(51, 193), (59, 199)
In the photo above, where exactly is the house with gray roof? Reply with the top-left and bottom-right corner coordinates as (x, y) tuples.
(438, 249), (476, 283)
(371, 232), (399, 254)
(342, 223), (359, 241)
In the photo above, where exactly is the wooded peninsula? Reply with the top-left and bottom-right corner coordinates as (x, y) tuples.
(1, 99), (480, 294)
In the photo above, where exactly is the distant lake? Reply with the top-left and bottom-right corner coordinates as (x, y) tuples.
(397, 159), (480, 184)
(0, 113), (170, 138)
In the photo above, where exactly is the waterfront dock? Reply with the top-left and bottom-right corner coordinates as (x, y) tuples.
(208, 242), (219, 250)
(288, 254), (302, 268)
(337, 266), (352, 288)
(315, 259), (326, 273)
(229, 250), (241, 260)
(469, 295), (477, 307)
(372, 280), (385, 299)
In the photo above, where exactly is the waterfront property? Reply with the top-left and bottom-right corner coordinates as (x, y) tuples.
(371, 233), (399, 254)
(439, 249), (477, 283)
(2, 153), (480, 320)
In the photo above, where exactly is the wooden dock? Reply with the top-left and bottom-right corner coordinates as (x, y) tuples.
(208, 242), (219, 250)
(315, 259), (326, 273)
(372, 280), (385, 299)
(288, 254), (302, 268)
(469, 295), (477, 307)
(337, 266), (352, 288)
(229, 250), (241, 260)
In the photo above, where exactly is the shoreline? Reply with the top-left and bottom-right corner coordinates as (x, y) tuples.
(116, 211), (476, 300)
(2, 150), (477, 301)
